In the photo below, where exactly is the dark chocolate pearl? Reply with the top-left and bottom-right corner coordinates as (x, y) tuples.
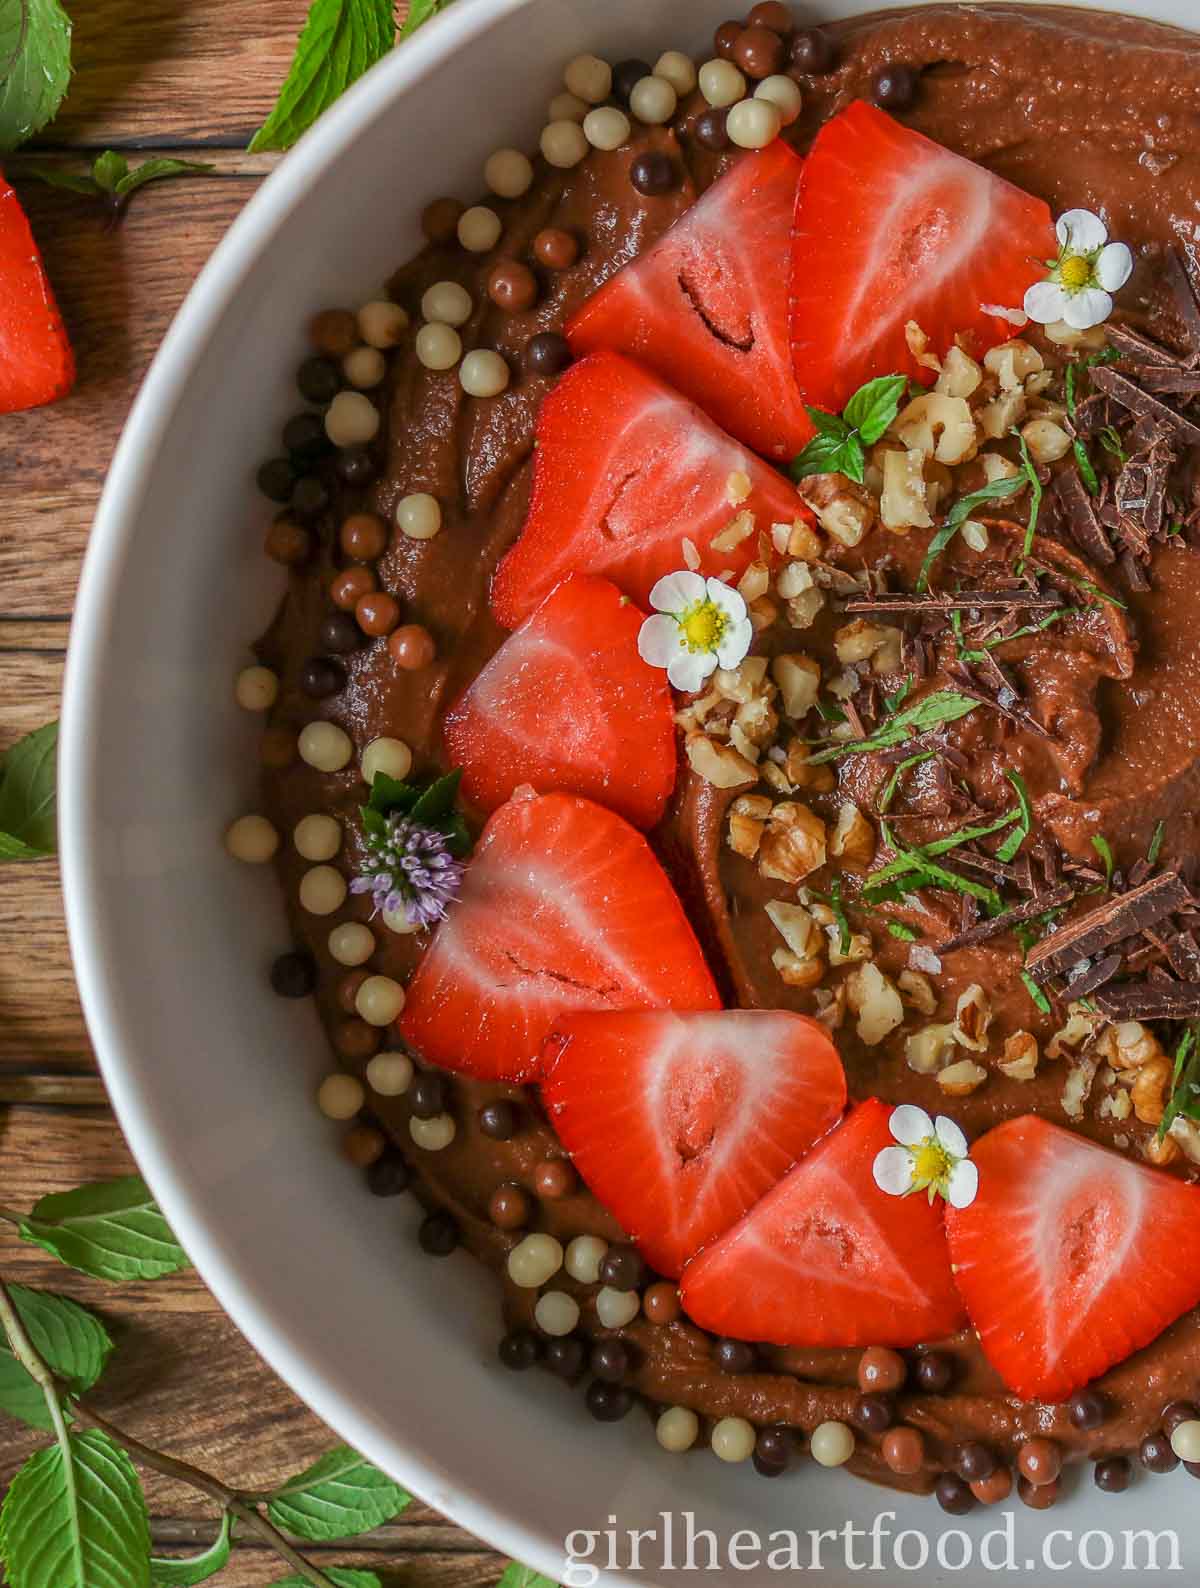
(499, 1329), (541, 1370)
(882, 1427), (925, 1475)
(342, 1124), (385, 1168)
(1162, 1399), (1199, 1434)
(366, 1150), (410, 1197)
(747, 1), (794, 33)
(418, 1209), (458, 1256)
(336, 971), (369, 1015)
(1094, 1456), (1132, 1493)
(789, 27), (835, 74)
(478, 1099), (517, 1140)
(590, 1340), (629, 1383)
(971, 1468), (1013, 1506)
(714, 20), (743, 59)
(409, 1071), (448, 1120)
(270, 950), (316, 998)
(264, 517), (313, 567)
(333, 1017), (380, 1061)
(914, 1351), (954, 1392)
(283, 411), (331, 460)
(1069, 1389), (1109, 1431)
(733, 25), (785, 79)
(693, 107), (730, 151)
(422, 196), (464, 244)
(545, 1335), (586, 1379)
(713, 1337), (755, 1374)
(335, 445), (378, 486)
(586, 1380), (634, 1422)
(524, 331), (573, 378)
(642, 1282), (681, 1325)
(291, 474), (330, 520)
(854, 1394), (894, 1434)
(934, 1473), (975, 1515)
(355, 591), (401, 638)
(871, 63), (918, 111)
(300, 656), (345, 699)
(487, 259), (538, 314)
(630, 151), (677, 197)
(1140, 1431), (1179, 1473)
(533, 227), (579, 271)
(297, 355), (341, 404)
(309, 308), (358, 358)
(955, 1442), (997, 1483)
(319, 611), (362, 654)
(257, 457), (296, 503)
(340, 512), (389, 561)
(612, 58), (652, 105)
(598, 1243), (646, 1293)
(752, 1451), (788, 1478)
(755, 1425), (794, 1470)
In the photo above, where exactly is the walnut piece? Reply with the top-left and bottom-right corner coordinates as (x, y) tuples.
(758, 801), (827, 883)
(997, 1030), (1039, 1082)
(771, 653), (821, 720)
(938, 1058), (988, 1097)
(685, 733), (758, 789)
(880, 447), (933, 531)
(897, 969), (937, 1017)
(846, 962), (904, 1046)
(797, 472), (875, 548)
(892, 392), (977, 466)
(829, 802), (876, 868)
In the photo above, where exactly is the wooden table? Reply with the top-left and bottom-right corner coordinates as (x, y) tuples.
(0, 5), (504, 1582)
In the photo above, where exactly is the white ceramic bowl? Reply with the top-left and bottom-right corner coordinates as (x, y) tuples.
(62, 2), (1199, 1583)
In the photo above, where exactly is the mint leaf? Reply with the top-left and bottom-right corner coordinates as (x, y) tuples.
(914, 476), (1025, 592)
(1091, 833), (1114, 885)
(91, 149), (128, 192)
(808, 690), (978, 765)
(409, 768), (463, 823)
(1159, 1025), (1200, 1141)
(23, 152), (215, 210)
(16, 163), (99, 196)
(265, 1446), (410, 1542)
(112, 156), (215, 199)
(995, 770), (1031, 863)
(497, 1567), (558, 1588)
(843, 374), (908, 445)
(790, 428), (863, 484)
(1021, 971), (1052, 1016)
(0, 721), (58, 858)
(269, 1573), (381, 1588)
(886, 921), (918, 942)
(0, 1287), (113, 1431)
(0, 1429), (150, 1588)
(1014, 429), (1044, 564)
(1149, 820), (1166, 867)
(150, 1514), (232, 1586)
(249, 0), (396, 153)
(0, 0), (72, 152)
(399, 0), (459, 37)
(19, 1176), (189, 1282)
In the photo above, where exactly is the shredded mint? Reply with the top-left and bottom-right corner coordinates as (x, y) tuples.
(1091, 833), (1114, 885)
(1014, 430), (1043, 565)
(879, 749), (934, 814)
(1148, 820), (1166, 867)
(915, 475), (1026, 592)
(886, 921), (919, 942)
(995, 770), (1031, 862)
(1098, 425), (1128, 465)
(881, 677), (913, 714)
(1158, 1025), (1200, 1142)
(0, 0), (72, 152)
(1021, 971), (1052, 1015)
(250, 0), (397, 153)
(829, 876), (851, 957)
(790, 374), (907, 486)
(867, 830), (1002, 911)
(809, 690), (978, 765)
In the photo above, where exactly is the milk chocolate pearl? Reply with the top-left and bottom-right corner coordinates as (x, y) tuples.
(260, 727), (296, 769)
(478, 1099), (518, 1140)
(319, 611), (362, 654)
(333, 1018), (382, 1061)
(694, 107), (730, 150)
(309, 308), (358, 358)
(340, 512), (389, 560)
(747, 1), (794, 32)
(955, 1442), (997, 1483)
(336, 445), (377, 486)
(489, 1182), (532, 1230)
(257, 457), (296, 503)
(1094, 1456), (1132, 1493)
(342, 1123), (386, 1168)
(789, 27), (835, 74)
(419, 1209), (459, 1255)
(643, 1282), (681, 1324)
(714, 19), (743, 59)
(1018, 1474), (1062, 1510)
(612, 57), (652, 105)
(297, 355), (341, 403)
(331, 565), (377, 610)
(630, 151), (677, 196)
(971, 1467), (1013, 1506)
(366, 1150), (410, 1197)
(388, 624), (436, 670)
(1141, 1431), (1179, 1473)
(881, 1426), (925, 1476)
(355, 591), (401, 637)
(422, 196), (465, 243)
(533, 227), (579, 270)
(1017, 1438), (1061, 1486)
(499, 1329), (541, 1370)
(586, 1381), (633, 1422)
(546, 1336), (586, 1379)
(914, 1351), (954, 1392)
(733, 25), (785, 79)
(858, 1346), (906, 1394)
(871, 63), (918, 111)
(336, 972), (369, 1015)
(590, 1340), (629, 1382)
(935, 1474), (974, 1515)
(854, 1395), (894, 1434)
(301, 657), (345, 699)
(264, 517), (313, 566)
(487, 259), (538, 313)
(1069, 1389), (1109, 1431)
(713, 1337), (755, 1374)
(270, 950), (316, 998)
(525, 331), (573, 377)
(534, 1158), (576, 1199)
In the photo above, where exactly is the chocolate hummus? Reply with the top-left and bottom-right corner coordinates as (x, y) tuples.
(252, 4), (1200, 1500)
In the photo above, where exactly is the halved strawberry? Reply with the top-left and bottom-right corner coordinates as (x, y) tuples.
(568, 143), (809, 460)
(540, 1009), (846, 1277)
(0, 173), (75, 414)
(679, 1098), (966, 1347)
(399, 791), (720, 1082)
(945, 1116), (1200, 1403)
(489, 352), (812, 629)
(443, 575), (675, 831)
(789, 101), (1055, 413)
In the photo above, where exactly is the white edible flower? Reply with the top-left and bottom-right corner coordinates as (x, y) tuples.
(872, 1103), (978, 1209)
(1023, 209), (1133, 331)
(638, 571), (753, 693)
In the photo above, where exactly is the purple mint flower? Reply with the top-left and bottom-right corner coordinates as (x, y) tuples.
(352, 814), (465, 929)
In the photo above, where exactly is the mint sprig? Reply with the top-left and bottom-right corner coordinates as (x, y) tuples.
(362, 767), (471, 856)
(24, 152), (214, 217)
(0, 1287), (112, 1431)
(265, 1446), (411, 1542)
(808, 689), (978, 765)
(249, 0), (398, 153)
(791, 374), (908, 486)
(0, 721), (57, 860)
(15, 1176), (190, 1282)
(0, 0), (72, 152)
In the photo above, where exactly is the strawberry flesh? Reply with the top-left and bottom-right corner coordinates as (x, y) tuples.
(0, 173), (75, 414)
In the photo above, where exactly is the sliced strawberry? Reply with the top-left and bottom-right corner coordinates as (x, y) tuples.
(679, 1098), (966, 1347)
(489, 352), (812, 629)
(789, 101), (1055, 413)
(945, 1115), (1200, 1403)
(568, 143), (809, 460)
(540, 1009), (846, 1276)
(398, 791), (720, 1082)
(0, 173), (75, 414)
(444, 575), (675, 831)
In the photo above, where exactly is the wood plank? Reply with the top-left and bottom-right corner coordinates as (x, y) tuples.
(0, 865), (93, 1074)
(0, 646), (63, 749)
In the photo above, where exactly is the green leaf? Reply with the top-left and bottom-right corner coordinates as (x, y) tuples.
(1014, 430), (1044, 564)
(0, 0), (72, 152)
(497, 1566), (558, 1588)
(19, 1176), (189, 1281)
(808, 689), (978, 765)
(843, 373), (908, 445)
(1091, 833), (1114, 885)
(789, 428), (863, 485)
(804, 406), (852, 440)
(1148, 820), (1166, 867)
(0, 1287), (113, 1431)
(249, 0), (396, 153)
(1021, 971), (1052, 1016)
(266, 1446), (410, 1542)
(1159, 1025), (1200, 1141)
(150, 1514), (232, 1586)
(878, 749), (934, 814)
(995, 770), (1031, 863)
(269, 1573), (381, 1588)
(112, 156), (215, 199)
(399, 0), (459, 37)
(17, 162), (101, 196)
(886, 921), (918, 942)
(91, 149), (128, 193)
(0, 721), (58, 858)
(409, 768), (462, 823)
(1073, 439), (1100, 495)
(366, 771), (420, 816)
(829, 876), (851, 957)
(0, 1429), (150, 1588)
(914, 476), (1025, 592)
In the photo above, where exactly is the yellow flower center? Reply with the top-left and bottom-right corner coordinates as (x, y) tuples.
(911, 1138), (953, 1190)
(679, 600), (726, 653)
(1060, 254), (1091, 290)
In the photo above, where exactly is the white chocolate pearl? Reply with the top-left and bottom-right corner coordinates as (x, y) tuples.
(485, 148), (534, 199)
(224, 814), (278, 863)
(410, 1112), (456, 1151)
(395, 492), (443, 540)
(534, 1290), (581, 1337)
(342, 346), (386, 389)
(629, 75), (678, 126)
(459, 349), (510, 398)
(299, 864), (347, 916)
(654, 50), (697, 97)
(595, 1286), (640, 1329)
(657, 1406), (699, 1453)
(548, 90), (588, 123)
(565, 1235), (608, 1284)
(727, 97), (782, 150)
(415, 322), (462, 371)
(711, 1416), (756, 1464)
(421, 280), (473, 327)
(294, 812), (341, 862)
(298, 720), (353, 772)
(583, 106), (630, 152)
(366, 1050), (414, 1096)
(755, 73), (803, 125)
(324, 390), (379, 446)
(234, 665), (278, 711)
(458, 205), (502, 252)
(357, 300), (409, 348)
(382, 903), (421, 935)
(540, 120), (589, 170)
(355, 974), (406, 1026)
(507, 1232), (564, 1288)
(328, 921), (375, 967)
(361, 736), (413, 784)
(811, 1420), (856, 1468)
(564, 53), (611, 104)
(698, 58), (746, 108)
(1171, 1420), (1200, 1462)
(317, 1072), (365, 1120)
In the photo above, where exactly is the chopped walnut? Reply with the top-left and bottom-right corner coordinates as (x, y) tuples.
(979, 387), (1027, 439)
(892, 392), (977, 466)
(938, 1058), (988, 1097)
(897, 969), (937, 1017)
(1131, 1055), (1173, 1126)
(758, 801), (827, 884)
(710, 509), (755, 554)
(846, 962), (905, 1047)
(713, 656), (770, 704)
(772, 948), (826, 989)
(880, 447), (932, 531)
(736, 560), (771, 603)
(1099, 1088), (1133, 1122)
(829, 802), (876, 868)
(725, 469), (752, 506)
(1046, 1002), (1104, 1061)
(1169, 1117), (1200, 1164)
(984, 338), (1045, 391)
(813, 981), (847, 1031)
(997, 1030), (1039, 1082)
(835, 619), (892, 666)
(906, 1023), (958, 1075)
(772, 518), (824, 561)
(685, 733), (757, 789)
(760, 760), (794, 795)
(786, 587), (826, 630)
(1144, 1132), (1181, 1167)
(797, 472), (875, 548)
(771, 652), (821, 720)
(1095, 1020), (1162, 1072)
(726, 794), (770, 859)
(951, 984), (992, 1052)
(681, 536), (701, 571)
(1061, 1054), (1099, 1121)
(734, 694), (779, 750)
(1042, 319), (1108, 351)
(1021, 417), (1072, 465)
(747, 594), (779, 632)
(783, 738), (836, 793)
(827, 927), (872, 967)
(935, 345), (983, 400)
(765, 898), (823, 958)
(776, 559), (815, 600)
(979, 451), (1021, 484)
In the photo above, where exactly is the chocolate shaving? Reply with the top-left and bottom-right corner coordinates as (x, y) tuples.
(1025, 871), (1192, 981)
(1167, 932), (1200, 982)
(1072, 393), (1118, 438)
(1092, 366), (1200, 446)
(1106, 323), (1181, 367)
(1127, 366), (1200, 396)
(845, 592), (1063, 615)
(1062, 952), (1123, 999)
(1095, 980), (1200, 1020)
(936, 883), (1074, 954)
(952, 850), (1022, 884)
(1054, 469), (1115, 565)
(1164, 247), (1200, 366)
(1117, 549), (1151, 592)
